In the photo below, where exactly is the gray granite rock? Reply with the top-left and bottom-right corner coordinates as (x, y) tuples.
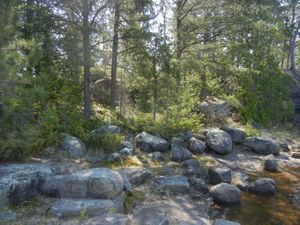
(118, 167), (152, 186)
(208, 166), (231, 185)
(206, 130), (232, 155)
(243, 137), (280, 156)
(153, 176), (190, 193)
(248, 178), (276, 195)
(171, 145), (193, 162)
(210, 183), (241, 205)
(59, 136), (86, 159)
(135, 132), (169, 153)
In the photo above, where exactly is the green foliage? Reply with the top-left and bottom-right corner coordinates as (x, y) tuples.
(124, 190), (146, 213)
(79, 209), (88, 221)
(88, 134), (124, 153)
(244, 122), (261, 137)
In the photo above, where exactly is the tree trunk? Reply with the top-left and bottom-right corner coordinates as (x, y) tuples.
(82, 0), (91, 119)
(152, 59), (158, 121)
(175, 0), (182, 89)
(290, 19), (300, 74)
(110, 0), (120, 109)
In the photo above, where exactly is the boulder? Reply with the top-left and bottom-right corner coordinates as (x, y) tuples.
(243, 137), (280, 156)
(59, 136), (86, 159)
(171, 145), (193, 162)
(151, 151), (165, 162)
(0, 163), (54, 207)
(248, 178), (276, 195)
(263, 154), (278, 172)
(41, 168), (123, 199)
(0, 211), (17, 223)
(78, 214), (129, 225)
(50, 194), (124, 218)
(184, 166), (208, 179)
(206, 130), (232, 155)
(188, 137), (206, 154)
(182, 159), (200, 169)
(118, 171), (133, 195)
(189, 178), (209, 194)
(194, 98), (231, 121)
(171, 137), (188, 148)
(135, 132), (169, 153)
(153, 176), (190, 193)
(91, 125), (121, 135)
(220, 127), (245, 144)
(210, 183), (241, 205)
(118, 141), (135, 151)
(214, 219), (241, 225)
(118, 167), (151, 186)
(291, 152), (300, 159)
(208, 166), (231, 185)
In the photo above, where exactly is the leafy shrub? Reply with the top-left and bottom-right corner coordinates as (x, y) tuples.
(88, 133), (124, 153)
(244, 122), (260, 137)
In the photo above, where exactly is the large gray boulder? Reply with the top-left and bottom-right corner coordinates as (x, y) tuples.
(118, 167), (152, 186)
(135, 132), (169, 153)
(243, 137), (280, 156)
(208, 166), (231, 185)
(210, 183), (241, 205)
(220, 127), (245, 144)
(248, 178), (276, 195)
(206, 130), (232, 155)
(0, 163), (54, 207)
(59, 136), (86, 159)
(171, 137), (188, 148)
(171, 145), (193, 162)
(91, 125), (122, 135)
(41, 168), (123, 199)
(188, 137), (206, 154)
(50, 194), (124, 218)
(151, 151), (165, 162)
(153, 176), (190, 193)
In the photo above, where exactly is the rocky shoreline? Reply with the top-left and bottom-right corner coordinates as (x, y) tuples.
(1, 125), (300, 225)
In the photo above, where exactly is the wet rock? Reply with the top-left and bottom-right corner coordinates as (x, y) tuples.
(189, 178), (209, 194)
(41, 168), (124, 199)
(171, 137), (188, 148)
(232, 172), (250, 192)
(243, 137), (280, 156)
(91, 125), (121, 135)
(171, 145), (193, 162)
(208, 166), (231, 185)
(153, 176), (190, 193)
(206, 130), (232, 155)
(188, 137), (206, 154)
(210, 183), (241, 205)
(291, 152), (300, 159)
(263, 154), (278, 172)
(248, 178), (276, 195)
(59, 136), (86, 159)
(118, 167), (151, 186)
(214, 219), (241, 225)
(151, 151), (165, 162)
(78, 214), (129, 225)
(50, 194), (124, 218)
(220, 127), (245, 144)
(135, 132), (169, 153)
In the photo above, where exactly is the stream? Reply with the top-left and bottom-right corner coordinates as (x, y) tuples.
(226, 167), (300, 225)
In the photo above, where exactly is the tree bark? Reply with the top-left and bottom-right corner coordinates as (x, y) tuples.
(175, 0), (182, 89)
(290, 19), (300, 74)
(111, 0), (120, 109)
(82, 0), (91, 119)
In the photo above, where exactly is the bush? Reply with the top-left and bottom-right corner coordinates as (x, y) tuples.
(88, 133), (124, 153)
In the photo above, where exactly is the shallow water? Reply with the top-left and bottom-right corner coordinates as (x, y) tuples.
(226, 168), (300, 225)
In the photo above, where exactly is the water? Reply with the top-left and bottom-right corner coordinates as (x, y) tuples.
(226, 168), (300, 225)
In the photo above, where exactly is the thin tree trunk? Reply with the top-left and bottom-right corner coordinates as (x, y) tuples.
(175, 0), (182, 89)
(82, 0), (91, 119)
(152, 59), (157, 121)
(290, 19), (300, 74)
(111, 0), (120, 109)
